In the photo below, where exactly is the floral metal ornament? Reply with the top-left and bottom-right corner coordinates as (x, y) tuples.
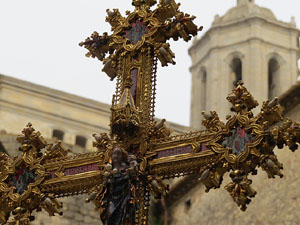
(2, 1), (300, 225)
(199, 81), (300, 211)
(0, 124), (63, 225)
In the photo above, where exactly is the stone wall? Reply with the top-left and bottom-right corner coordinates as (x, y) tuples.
(170, 145), (300, 225)
(0, 133), (20, 156)
(33, 195), (101, 225)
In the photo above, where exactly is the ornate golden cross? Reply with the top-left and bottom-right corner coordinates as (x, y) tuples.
(1, 1), (300, 225)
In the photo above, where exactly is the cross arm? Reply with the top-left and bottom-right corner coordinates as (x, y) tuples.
(40, 151), (105, 197)
(79, 31), (113, 62)
(79, 31), (118, 81)
(0, 124), (110, 224)
(161, 13), (202, 42)
(152, 0), (202, 42)
(146, 131), (222, 180)
(148, 83), (300, 213)
(269, 118), (300, 152)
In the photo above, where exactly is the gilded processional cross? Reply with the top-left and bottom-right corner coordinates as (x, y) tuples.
(1, 1), (300, 224)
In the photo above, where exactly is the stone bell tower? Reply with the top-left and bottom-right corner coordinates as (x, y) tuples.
(189, 0), (300, 129)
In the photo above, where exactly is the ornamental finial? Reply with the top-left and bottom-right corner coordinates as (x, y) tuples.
(132, 0), (157, 8)
(227, 81), (259, 114)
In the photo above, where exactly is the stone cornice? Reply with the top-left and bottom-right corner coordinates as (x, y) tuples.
(0, 74), (111, 115)
(190, 16), (300, 54)
(0, 99), (109, 132)
(0, 75), (188, 134)
(0, 99), (110, 132)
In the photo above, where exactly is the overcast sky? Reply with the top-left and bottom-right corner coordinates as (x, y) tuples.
(0, 0), (299, 126)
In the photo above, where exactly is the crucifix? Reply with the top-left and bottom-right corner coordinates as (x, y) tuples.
(1, 0), (300, 224)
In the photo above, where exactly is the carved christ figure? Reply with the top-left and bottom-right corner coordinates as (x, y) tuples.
(100, 147), (138, 225)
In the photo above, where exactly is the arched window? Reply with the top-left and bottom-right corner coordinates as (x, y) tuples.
(230, 58), (242, 87)
(201, 69), (207, 111)
(52, 129), (64, 141)
(268, 58), (280, 99)
(75, 135), (87, 148)
(185, 199), (192, 212)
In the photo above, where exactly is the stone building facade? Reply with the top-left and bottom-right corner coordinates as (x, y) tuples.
(0, 74), (188, 225)
(189, 0), (300, 128)
(168, 1), (300, 224)
(169, 82), (300, 225)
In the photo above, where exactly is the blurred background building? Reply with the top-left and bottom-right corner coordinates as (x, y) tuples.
(1, 0), (300, 225)
(168, 1), (300, 224)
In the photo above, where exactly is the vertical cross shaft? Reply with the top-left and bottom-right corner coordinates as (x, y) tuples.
(78, 1), (201, 223)
(80, 0), (201, 141)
